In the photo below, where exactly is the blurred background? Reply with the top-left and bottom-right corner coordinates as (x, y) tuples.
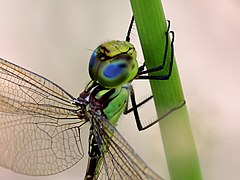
(0, 0), (239, 179)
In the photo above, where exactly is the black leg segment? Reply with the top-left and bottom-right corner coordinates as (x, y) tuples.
(137, 20), (175, 80)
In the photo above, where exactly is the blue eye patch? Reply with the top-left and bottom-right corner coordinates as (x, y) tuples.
(103, 64), (124, 78)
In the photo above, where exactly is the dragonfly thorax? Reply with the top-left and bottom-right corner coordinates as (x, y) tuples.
(77, 80), (129, 126)
(89, 40), (138, 88)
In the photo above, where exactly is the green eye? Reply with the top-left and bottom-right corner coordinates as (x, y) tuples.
(88, 40), (138, 88)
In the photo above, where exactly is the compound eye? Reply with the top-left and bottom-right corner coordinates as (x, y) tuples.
(89, 49), (101, 81)
(103, 63), (127, 78)
(89, 50), (97, 69)
(88, 40), (138, 88)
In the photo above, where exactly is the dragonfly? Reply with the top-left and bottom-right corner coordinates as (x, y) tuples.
(0, 16), (184, 179)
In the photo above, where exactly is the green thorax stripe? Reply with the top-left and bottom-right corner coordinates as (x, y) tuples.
(91, 84), (129, 126)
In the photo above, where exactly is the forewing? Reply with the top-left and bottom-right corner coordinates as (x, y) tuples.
(0, 58), (85, 175)
(93, 115), (164, 180)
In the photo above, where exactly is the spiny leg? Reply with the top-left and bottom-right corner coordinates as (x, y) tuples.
(124, 85), (153, 117)
(126, 17), (174, 80)
(124, 16), (154, 117)
(138, 100), (186, 131)
(124, 95), (153, 114)
(124, 85), (144, 130)
(124, 85), (186, 131)
(125, 18), (184, 130)
(137, 20), (174, 80)
(126, 16), (134, 42)
(125, 20), (174, 115)
(125, 17), (173, 107)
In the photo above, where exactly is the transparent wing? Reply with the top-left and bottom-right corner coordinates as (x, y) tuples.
(0, 58), (85, 175)
(93, 115), (164, 180)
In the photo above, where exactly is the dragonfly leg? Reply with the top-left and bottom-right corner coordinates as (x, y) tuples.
(138, 100), (186, 131)
(125, 85), (145, 130)
(125, 85), (186, 131)
(137, 20), (175, 80)
(124, 94), (153, 115)
(126, 16), (134, 42)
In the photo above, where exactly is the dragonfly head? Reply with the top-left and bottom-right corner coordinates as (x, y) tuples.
(89, 40), (138, 88)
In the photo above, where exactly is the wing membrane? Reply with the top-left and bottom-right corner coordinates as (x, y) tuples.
(93, 115), (164, 180)
(0, 58), (85, 175)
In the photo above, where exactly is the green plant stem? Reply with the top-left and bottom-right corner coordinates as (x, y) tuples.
(129, 0), (202, 179)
